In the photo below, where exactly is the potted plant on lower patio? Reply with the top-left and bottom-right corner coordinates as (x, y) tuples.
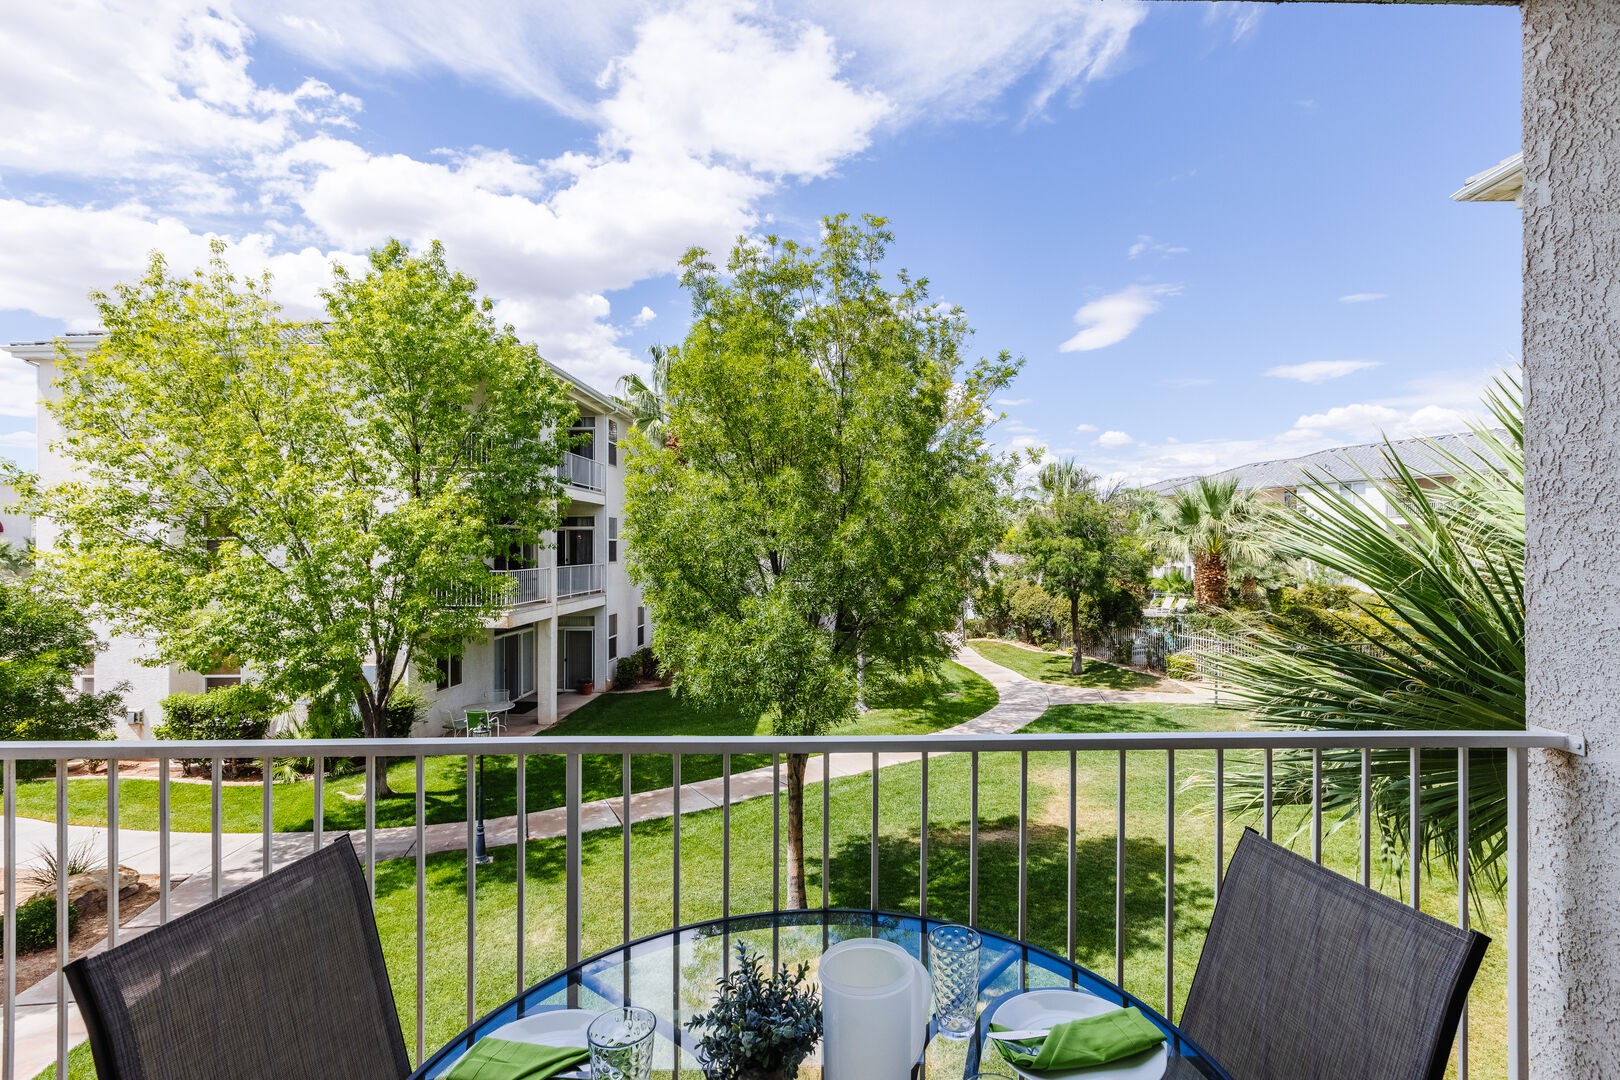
(686, 943), (822, 1080)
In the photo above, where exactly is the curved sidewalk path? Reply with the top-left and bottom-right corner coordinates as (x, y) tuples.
(5, 647), (1210, 1077)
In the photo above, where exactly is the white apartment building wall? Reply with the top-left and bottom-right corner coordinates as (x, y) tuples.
(9, 334), (651, 737)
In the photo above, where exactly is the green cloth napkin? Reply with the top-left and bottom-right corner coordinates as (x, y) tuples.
(443, 1037), (590, 1080)
(991, 1006), (1165, 1072)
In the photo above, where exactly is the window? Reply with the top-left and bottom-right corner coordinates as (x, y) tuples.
(559, 516), (595, 565)
(204, 663), (242, 692)
(608, 613), (619, 660)
(78, 660), (95, 697)
(637, 606), (646, 647)
(436, 655), (464, 690)
(608, 517), (618, 563)
(608, 419), (618, 466)
(570, 414), (596, 460)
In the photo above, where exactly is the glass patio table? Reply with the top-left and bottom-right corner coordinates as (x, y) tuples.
(410, 909), (1232, 1079)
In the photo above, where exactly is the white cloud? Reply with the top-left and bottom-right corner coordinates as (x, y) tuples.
(1075, 423), (1099, 433)
(1059, 283), (1180, 352)
(1127, 235), (1188, 260)
(1161, 376), (1215, 389)
(1265, 359), (1381, 384)
(1205, 2), (1263, 42)
(0, 429), (34, 447)
(1003, 421), (1038, 435)
(1, 359), (39, 418)
(1338, 292), (1387, 304)
(632, 306), (657, 327)
(1071, 366), (1508, 487)
(1096, 430), (1133, 449)
(996, 397), (1032, 407)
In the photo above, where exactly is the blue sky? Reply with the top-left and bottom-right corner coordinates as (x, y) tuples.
(0, 1), (1521, 483)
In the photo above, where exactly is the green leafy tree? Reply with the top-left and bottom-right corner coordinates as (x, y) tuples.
(17, 239), (575, 794)
(1150, 476), (1271, 607)
(0, 578), (123, 746)
(1219, 378), (1523, 893)
(625, 214), (1018, 906)
(1012, 460), (1150, 673)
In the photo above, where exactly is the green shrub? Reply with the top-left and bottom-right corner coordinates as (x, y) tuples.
(614, 652), (643, 689)
(156, 683), (279, 773)
(382, 688), (427, 739)
(2, 895), (78, 953)
(1166, 654), (1198, 681)
(1111, 638), (1134, 666)
(638, 647), (659, 680)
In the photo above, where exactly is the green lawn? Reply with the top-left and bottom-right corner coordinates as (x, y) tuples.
(970, 639), (1169, 691)
(33, 697), (1500, 1080)
(11, 661), (996, 834)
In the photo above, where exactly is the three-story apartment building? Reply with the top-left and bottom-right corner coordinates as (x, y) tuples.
(8, 332), (650, 735)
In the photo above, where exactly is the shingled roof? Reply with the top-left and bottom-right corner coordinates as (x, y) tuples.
(1147, 429), (1503, 495)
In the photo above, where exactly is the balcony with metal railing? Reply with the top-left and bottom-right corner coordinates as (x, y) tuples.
(556, 452), (605, 495)
(0, 724), (1573, 1079)
(441, 567), (550, 610)
(555, 562), (604, 601)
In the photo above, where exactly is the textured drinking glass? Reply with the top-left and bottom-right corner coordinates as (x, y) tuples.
(587, 1006), (656, 1080)
(928, 923), (982, 1039)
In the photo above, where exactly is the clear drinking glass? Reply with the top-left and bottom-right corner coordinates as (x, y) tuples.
(928, 923), (982, 1039)
(587, 1006), (656, 1080)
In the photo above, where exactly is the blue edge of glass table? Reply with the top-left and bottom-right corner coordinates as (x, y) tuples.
(410, 908), (1232, 1079)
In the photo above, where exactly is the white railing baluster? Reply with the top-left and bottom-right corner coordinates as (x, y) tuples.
(564, 753), (582, 978)
(1116, 749), (1126, 989)
(1360, 748), (1372, 887)
(55, 759), (67, 1076)
(4, 759), (15, 1080)
(1164, 749), (1175, 1020)
(1018, 751), (1029, 942)
(106, 760), (119, 949)
(969, 751), (979, 926)
(211, 755), (223, 900)
(1067, 750), (1076, 963)
(414, 755), (426, 1064)
(365, 755), (376, 903)
(622, 752), (632, 942)
(1213, 749), (1224, 901)
(720, 752), (729, 921)
(821, 752), (830, 911)
(1457, 747), (1470, 1080)
(870, 751), (879, 911)
(1410, 747), (1422, 909)
(516, 751), (526, 992)
(672, 754), (681, 932)
(312, 755), (324, 852)
(261, 753), (272, 877)
(158, 755), (170, 923)
(771, 753), (780, 915)
(465, 752), (476, 1025)
(1312, 748), (1323, 864)
(919, 751), (929, 919)
(1263, 748), (1273, 841)
(1506, 746), (1529, 1080)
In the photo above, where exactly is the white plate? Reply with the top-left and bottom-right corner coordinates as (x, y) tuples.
(984, 989), (1169, 1079)
(483, 1008), (598, 1049)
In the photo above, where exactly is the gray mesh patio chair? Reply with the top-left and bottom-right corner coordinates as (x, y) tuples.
(1180, 828), (1488, 1080)
(66, 835), (409, 1080)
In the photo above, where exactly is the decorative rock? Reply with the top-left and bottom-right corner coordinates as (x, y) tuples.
(21, 866), (140, 911)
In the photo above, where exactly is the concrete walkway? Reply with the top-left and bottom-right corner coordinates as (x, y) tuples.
(3, 646), (1208, 1077)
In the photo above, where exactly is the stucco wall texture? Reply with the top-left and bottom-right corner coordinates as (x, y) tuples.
(1522, 0), (1620, 1074)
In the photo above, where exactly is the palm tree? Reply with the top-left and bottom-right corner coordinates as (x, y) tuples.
(1151, 476), (1270, 607)
(616, 344), (673, 446)
(1218, 377), (1523, 894)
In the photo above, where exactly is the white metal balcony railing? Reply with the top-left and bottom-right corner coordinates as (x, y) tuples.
(556, 452), (605, 494)
(555, 562), (604, 601)
(443, 568), (550, 609)
(0, 726), (1574, 1080)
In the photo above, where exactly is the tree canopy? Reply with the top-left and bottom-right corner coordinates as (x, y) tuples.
(1150, 476), (1270, 607)
(13, 239), (576, 786)
(0, 576), (123, 745)
(625, 214), (1018, 904)
(1011, 460), (1150, 673)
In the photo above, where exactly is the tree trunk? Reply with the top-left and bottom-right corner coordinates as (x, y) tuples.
(1069, 594), (1084, 675)
(1239, 574), (1262, 608)
(355, 681), (396, 799)
(785, 752), (809, 908)
(1193, 554), (1228, 608)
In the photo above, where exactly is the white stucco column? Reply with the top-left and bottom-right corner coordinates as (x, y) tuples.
(1522, 0), (1620, 1073)
(535, 620), (557, 726)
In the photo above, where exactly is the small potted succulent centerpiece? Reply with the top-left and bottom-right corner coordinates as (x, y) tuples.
(686, 944), (823, 1080)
